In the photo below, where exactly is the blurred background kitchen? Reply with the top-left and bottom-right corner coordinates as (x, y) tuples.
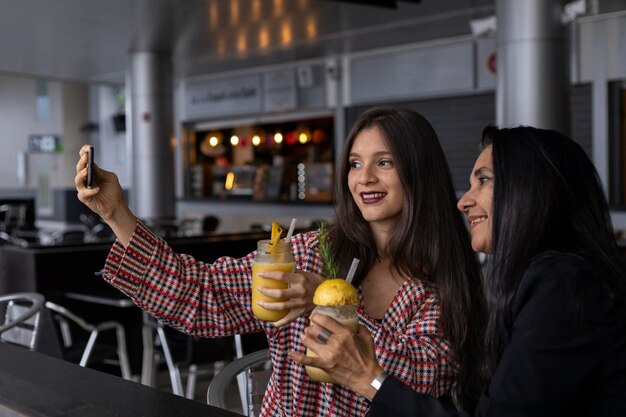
(2, 0), (626, 241)
(0, 0), (626, 409)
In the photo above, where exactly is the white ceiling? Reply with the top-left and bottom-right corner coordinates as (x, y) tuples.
(0, 0), (498, 84)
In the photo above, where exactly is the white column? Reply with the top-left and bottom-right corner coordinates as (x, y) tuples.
(129, 52), (175, 220)
(496, 0), (570, 134)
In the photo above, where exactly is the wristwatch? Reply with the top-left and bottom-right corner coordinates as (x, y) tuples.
(370, 371), (388, 392)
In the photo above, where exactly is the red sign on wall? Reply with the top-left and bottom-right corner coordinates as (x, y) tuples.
(487, 52), (497, 75)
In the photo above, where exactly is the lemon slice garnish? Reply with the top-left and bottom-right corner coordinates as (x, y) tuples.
(267, 222), (283, 255)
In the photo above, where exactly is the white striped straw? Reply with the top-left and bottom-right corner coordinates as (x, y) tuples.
(284, 218), (297, 241)
(346, 258), (360, 284)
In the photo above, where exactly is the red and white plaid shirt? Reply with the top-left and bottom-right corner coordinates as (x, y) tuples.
(102, 220), (457, 417)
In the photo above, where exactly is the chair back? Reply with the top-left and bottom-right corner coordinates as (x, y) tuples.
(207, 348), (271, 417)
(45, 301), (95, 348)
(0, 292), (45, 350)
(44, 301), (132, 380)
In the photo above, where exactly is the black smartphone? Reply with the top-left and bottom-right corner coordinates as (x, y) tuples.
(86, 146), (95, 188)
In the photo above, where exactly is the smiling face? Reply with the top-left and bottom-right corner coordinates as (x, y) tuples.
(457, 145), (494, 254)
(347, 126), (404, 230)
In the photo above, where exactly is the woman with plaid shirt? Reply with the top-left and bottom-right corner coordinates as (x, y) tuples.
(75, 107), (485, 416)
(295, 126), (626, 417)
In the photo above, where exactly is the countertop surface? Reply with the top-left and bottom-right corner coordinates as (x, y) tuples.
(0, 343), (242, 417)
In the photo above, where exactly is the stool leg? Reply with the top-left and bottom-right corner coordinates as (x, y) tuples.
(141, 319), (155, 386)
(80, 330), (99, 367)
(156, 326), (184, 396)
(115, 325), (132, 380)
(234, 334), (249, 415)
(185, 364), (198, 399)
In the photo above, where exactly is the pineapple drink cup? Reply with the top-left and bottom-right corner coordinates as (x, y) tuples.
(305, 279), (359, 383)
(251, 222), (295, 322)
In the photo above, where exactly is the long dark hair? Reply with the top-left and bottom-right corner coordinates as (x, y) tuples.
(483, 125), (626, 376)
(332, 107), (485, 409)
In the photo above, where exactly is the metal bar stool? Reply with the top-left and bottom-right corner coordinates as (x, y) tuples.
(0, 292), (45, 350)
(45, 301), (132, 380)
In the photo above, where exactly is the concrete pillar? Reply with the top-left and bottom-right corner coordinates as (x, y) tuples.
(129, 52), (175, 220)
(496, 0), (570, 134)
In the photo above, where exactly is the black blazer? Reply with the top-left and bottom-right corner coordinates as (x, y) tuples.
(369, 253), (626, 417)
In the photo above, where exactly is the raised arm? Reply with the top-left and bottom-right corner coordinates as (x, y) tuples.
(102, 219), (264, 337)
(75, 144), (136, 246)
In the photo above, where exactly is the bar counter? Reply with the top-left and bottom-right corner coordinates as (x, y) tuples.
(0, 229), (271, 295)
(0, 343), (241, 417)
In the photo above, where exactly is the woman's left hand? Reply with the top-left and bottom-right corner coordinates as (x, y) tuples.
(289, 314), (384, 400)
(257, 270), (325, 327)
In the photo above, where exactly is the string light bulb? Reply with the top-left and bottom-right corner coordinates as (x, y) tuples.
(230, 0), (239, 26)
(306, 16), (317, 39)
(252, 0), (261, 20)
(225, 172), (235, 190)
(237, 30), (247, 53)
(252, 135), (262, 146)
(274, 132), (283, 144)
(230, 135), (240, 146)
(259, 26), (269, 49)
(281, 20), (292, 45)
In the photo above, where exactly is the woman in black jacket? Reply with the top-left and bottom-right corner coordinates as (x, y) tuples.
(291, 126), (626, 416)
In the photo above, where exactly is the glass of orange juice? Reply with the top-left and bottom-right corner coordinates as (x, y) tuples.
(305, 304), (359, 383)
(251, 240), (295, 322)
(305, 278), (359, 383)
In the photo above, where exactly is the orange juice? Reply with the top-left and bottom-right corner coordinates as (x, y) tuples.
(305, 305), (359, 383)
(251, 240), (295, 322)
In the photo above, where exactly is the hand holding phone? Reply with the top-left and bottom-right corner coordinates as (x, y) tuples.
(86, 146), (95, 188)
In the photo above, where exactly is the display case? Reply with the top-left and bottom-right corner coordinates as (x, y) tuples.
(185, 116), (335, 203)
